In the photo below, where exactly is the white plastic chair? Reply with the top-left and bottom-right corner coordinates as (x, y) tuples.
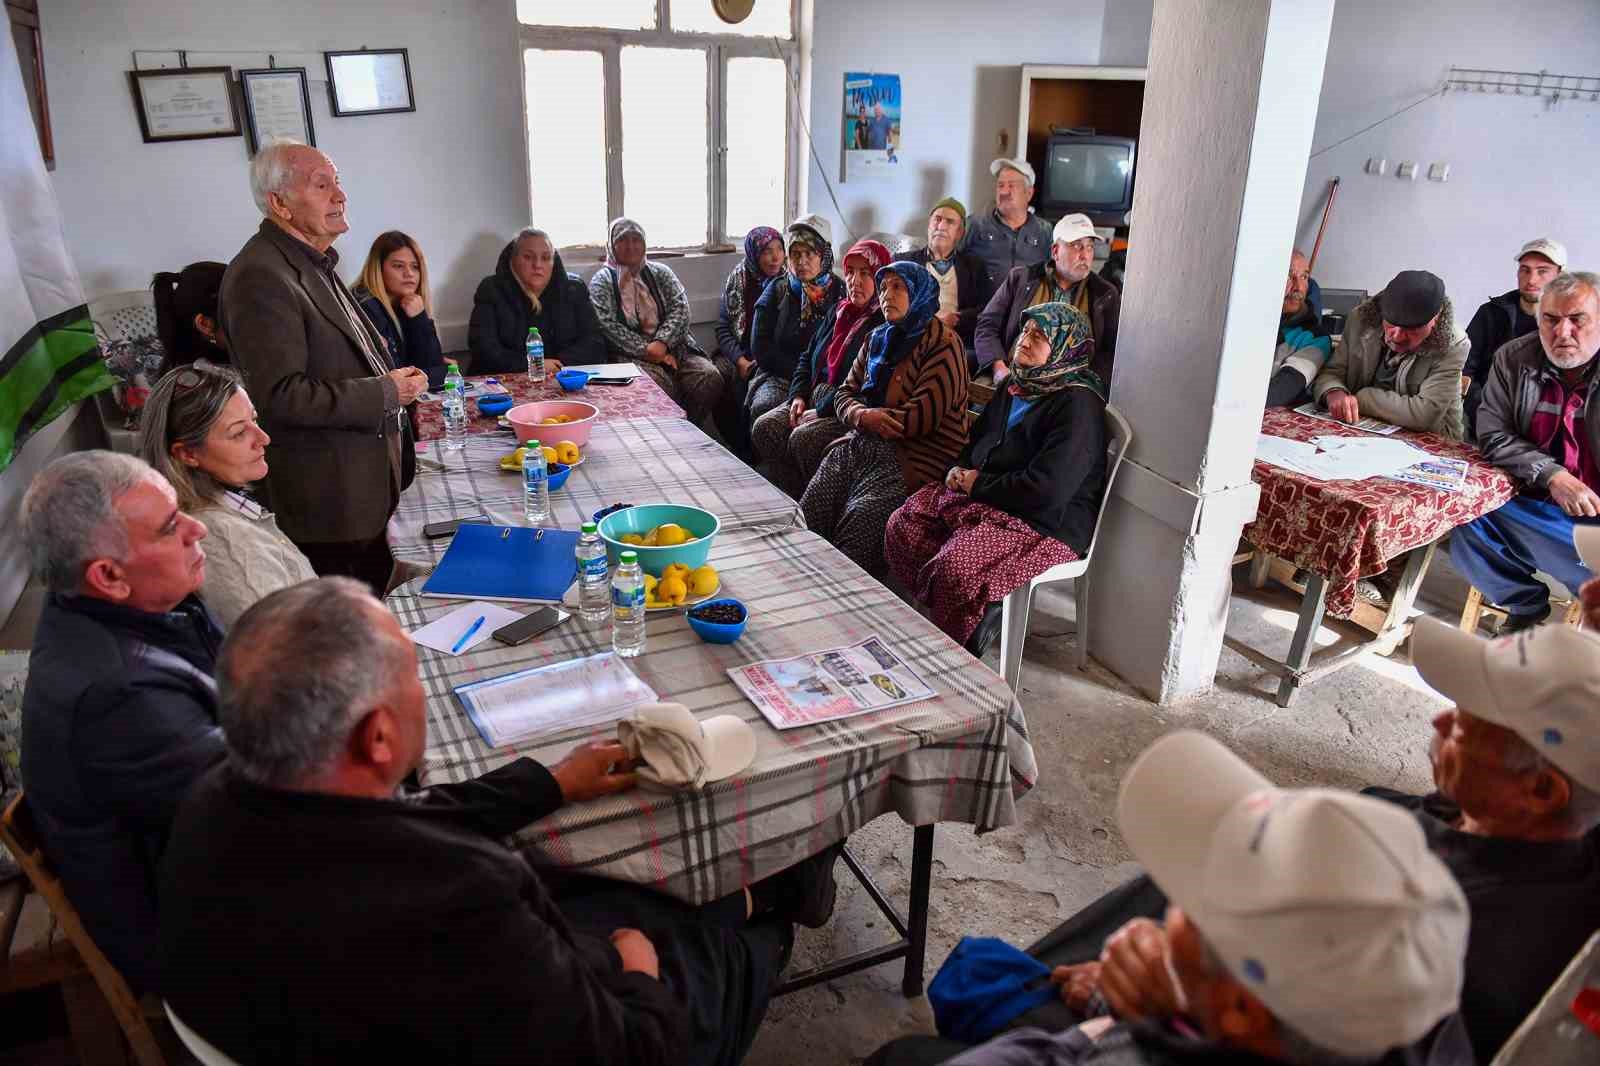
(996, 404), (1133, 691)
(164, 1002), (242, 1066)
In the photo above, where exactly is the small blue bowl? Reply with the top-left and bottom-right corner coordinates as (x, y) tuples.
(555, 369), (591, 392)
(686, 598), (747, 644)
(546, 462), (572, 491)
(476, 393), (514, 417)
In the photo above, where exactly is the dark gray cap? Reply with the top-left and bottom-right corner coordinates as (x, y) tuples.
(1378, 270), (1445, 328)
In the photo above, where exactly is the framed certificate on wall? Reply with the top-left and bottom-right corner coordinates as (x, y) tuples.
(129, 66), (241, 143)
(324, 48), (416, 117)
(238, 68), (315, 154)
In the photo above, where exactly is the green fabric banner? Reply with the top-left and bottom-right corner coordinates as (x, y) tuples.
(0, 306), (113, 473)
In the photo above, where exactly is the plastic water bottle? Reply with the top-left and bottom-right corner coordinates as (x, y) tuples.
(526, 327), (546, 384)
(612, 550), (646, 657)
(441, 367), (466, 452)
(576, 521), (610, 624)
(521, 439), (549, 524)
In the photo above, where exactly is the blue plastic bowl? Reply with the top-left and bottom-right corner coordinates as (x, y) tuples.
(476, 393), (514, 417)
(555, 369), (591, 392)
(597, 503), (719, 576)
(686, 598), (747, 644)
(546, 462), (572, 491)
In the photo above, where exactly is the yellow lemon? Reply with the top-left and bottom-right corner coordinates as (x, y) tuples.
(654, 523), (690, 547)
(642, 574), (658, 596)
(540, 446), (558, 466)
(688, 565), (719, 596)
(556, 442), (581, 465)
(657, 574), (689, 605)
(620, 533), (645, 546)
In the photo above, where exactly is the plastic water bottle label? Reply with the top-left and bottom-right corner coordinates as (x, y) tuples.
(582, 556), (609, 579)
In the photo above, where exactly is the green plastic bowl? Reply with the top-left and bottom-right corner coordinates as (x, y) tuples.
(597, 504), (720, 576)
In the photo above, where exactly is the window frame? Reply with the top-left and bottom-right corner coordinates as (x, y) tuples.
(518, 0), (800, 254)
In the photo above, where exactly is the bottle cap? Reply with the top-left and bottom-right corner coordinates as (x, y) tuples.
(523, 439), (539, 448)
(581, 521), (597, 533)
(620, 550), (638, 563)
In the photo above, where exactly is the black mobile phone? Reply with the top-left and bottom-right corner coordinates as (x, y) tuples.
(587, 377), (634, 387)
(492, 606), (570, 646)
(422, 515), (488, 539)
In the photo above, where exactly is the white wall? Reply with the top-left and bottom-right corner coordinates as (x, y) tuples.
(1295, 0), (1600, 312)
(42, 0), (529, 347)
(801, 0), (1106, 246)
(1098, 0), (1153, 67)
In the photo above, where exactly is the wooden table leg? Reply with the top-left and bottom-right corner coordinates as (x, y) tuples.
(1275, 573), (1327, 708)
(901, 824), (935, 998)
(1381, 542), (1436, 633)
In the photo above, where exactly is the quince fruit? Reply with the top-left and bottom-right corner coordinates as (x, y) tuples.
(556, 441), (581, 465)
(540, 446), (559, 466)
(688, 565), (719, 596)
(620, 533), (645, 546)
(657, 574), (689, 606)
(642, 574), (658, 596)
(642, 528), (661, 547)
(654, 523), (690, 547)
(662, 563), (690, 582)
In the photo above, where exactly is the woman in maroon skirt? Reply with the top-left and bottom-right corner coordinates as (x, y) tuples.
(885, 302), (1108, 656)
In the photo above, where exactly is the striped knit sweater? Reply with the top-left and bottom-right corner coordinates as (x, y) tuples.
(835, 317), (970, 490)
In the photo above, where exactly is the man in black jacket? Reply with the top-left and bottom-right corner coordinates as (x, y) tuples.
(19, 451), (224, 993)
(160, 578), (789, 1066)
(1463, 238), (1566, 438)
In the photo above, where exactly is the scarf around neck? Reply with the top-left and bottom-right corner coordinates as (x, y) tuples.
(786, 226), (836, 328)
(1006, 302), (1105, 400)
(736, 226), (784, 342)
(606, 216), (659, 334)
(861, 261), (941, 406)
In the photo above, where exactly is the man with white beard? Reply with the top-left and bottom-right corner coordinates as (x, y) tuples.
(1451, 271), (1600, 630)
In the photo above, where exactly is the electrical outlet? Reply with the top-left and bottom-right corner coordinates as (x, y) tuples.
(1396, 161), (1418, 180)
(1428, 163), (1451, 182)
(1365, 157), (1388, 176)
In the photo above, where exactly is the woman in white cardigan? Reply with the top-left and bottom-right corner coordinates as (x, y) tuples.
(137, 364), (317, 627)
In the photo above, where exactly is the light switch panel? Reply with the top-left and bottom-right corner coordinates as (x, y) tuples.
(1428, 163), (1451, 182)
(1396, 161), (1418, 180)
(1365, 157), (1388, 176)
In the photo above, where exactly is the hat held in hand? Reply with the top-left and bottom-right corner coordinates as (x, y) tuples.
(617, 702), (756, 791)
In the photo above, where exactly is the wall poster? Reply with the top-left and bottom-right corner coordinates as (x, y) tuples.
(842, 72), (900, 181)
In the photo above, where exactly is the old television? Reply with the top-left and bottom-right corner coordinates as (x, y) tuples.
(1039, 129), (1136, 226)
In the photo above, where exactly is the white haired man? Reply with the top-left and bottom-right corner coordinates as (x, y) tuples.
(219, 139), (427, 596)
(18, 451), (224, 993)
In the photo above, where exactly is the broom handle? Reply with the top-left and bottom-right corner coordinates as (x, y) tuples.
(1307, 177), (1340, 275)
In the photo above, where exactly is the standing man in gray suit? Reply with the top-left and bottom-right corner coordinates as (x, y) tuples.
(219, 140), (427, 595)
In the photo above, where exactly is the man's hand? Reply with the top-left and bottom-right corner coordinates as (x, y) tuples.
(1459, 373), (1471, 397)
(737, 355), (755, 381)
(387, 367), (428, 405)
(1097, 918), (1180, 1022)
(1324, 388), (1360, 424)
(858, 408), (905, 439)
(610, 928), (660, 979)
(550, 739), (637, 802)
(1549, 471), (1600, 518)
(944, 467), (978, 494)
(936, 310), (960, 329)
(1050, 962), (1102, 1013)
(1580, 577), (1600, 631)
(546, 358), (564, 374)
(398, 292), (425, 318)
(788, 398), (807, 427)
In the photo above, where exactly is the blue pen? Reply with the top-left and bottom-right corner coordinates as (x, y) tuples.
(451, 615), (487, 654)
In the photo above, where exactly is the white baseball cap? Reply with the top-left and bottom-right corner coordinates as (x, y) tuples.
(616, 702), (756, 790)
(1118, 731), (1468, 1057)
(1517, 238), (1567, 269)
(1052, 213), (1104, 246)
(1411, 615), (1600, 791)
(787, 212), (834, 253)
(990, 157), (1036, 185)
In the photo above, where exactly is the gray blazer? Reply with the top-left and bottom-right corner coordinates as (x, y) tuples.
(219, 221), (406, 544)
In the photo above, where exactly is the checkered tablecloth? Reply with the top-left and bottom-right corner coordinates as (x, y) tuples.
(388, 523), (1037, 905)
(392, 417), (803, 563)
(412, 371), (685, 441)
(1244, 408), (1516, 618)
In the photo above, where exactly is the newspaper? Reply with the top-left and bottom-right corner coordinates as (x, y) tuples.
(1292, 402), (1402, 436)
(1387, 456), (1470, 492)
(728, 636), (935, 730)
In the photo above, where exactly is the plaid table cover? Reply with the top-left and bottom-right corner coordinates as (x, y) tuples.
(389, 523), (1038, 905)
(1244, 407), (1516, 618)
(393, 417), (803, 563)
(412, 370), (685, 441)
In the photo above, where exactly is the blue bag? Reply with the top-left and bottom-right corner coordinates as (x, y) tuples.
(927, 936), (1058, 1043)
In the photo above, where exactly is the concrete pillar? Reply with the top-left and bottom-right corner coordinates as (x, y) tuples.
(1087, 0), (1334, 702)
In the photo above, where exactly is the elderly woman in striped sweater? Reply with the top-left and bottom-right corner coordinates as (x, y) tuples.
(799, 261), (969, 576)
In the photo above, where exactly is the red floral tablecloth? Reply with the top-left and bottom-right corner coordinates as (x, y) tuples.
(1244, 408), (1516, 618)
(412, 370), (685, 441)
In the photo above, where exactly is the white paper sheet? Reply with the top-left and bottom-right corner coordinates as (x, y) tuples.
(410, 601), (523, 655)
(562, 362), (643, 380)
(454, 652), (659, 748)
(1292, 402), (1402, 436)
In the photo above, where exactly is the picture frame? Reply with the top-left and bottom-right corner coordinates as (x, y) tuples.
(128, 66), (241, 143)
(237, 67), (316, 154)
(324, 48), (416, 117)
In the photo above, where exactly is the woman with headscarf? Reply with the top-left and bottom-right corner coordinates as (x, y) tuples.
(747, 216), (845, 445)
(750, 238), (890, 497)
(800, 261), (969, 575)
(468, 227), (601, 376)
(714, 226), (785, 447)
(884, 303), (1108, 656)
(588, 217), (725, 427)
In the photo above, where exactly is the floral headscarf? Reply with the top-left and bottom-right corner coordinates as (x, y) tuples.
(786, 223), (836, 328)
(733, 226), (784, 343)
(861, 261), (942, 406)
(1007, 302), (1104, 401)
(605, 216), (659, 334)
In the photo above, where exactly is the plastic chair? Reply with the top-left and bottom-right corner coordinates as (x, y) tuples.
(164, 1002), (242, 1066)
(997, 404), (1133, 691)
(0, 793), (167, 1066)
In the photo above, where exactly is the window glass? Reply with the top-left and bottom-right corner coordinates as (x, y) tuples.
(620, 47), (708, 247)
(725, 57), (787, 240)
(525, 50), (609, 247)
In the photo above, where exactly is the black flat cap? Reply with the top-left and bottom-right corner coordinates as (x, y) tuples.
(1378, 270), (1445, 328)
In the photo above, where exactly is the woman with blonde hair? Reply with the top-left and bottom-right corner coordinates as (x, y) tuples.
(353, 230), (447, 388)
(137, 363), (316, 626)
(468, 227), (602, 375)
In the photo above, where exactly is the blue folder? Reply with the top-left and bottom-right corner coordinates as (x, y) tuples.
(419, 523), (580, 604)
